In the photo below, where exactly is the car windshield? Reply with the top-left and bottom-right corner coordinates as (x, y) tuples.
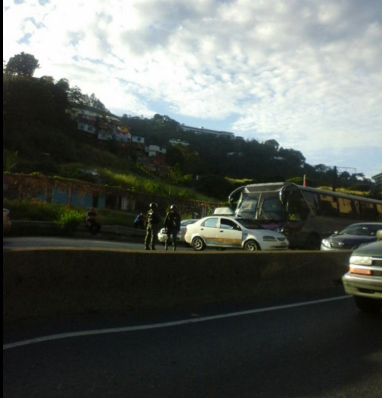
(339, 224), (382, 236)
(181, 219), (197, 226)
(235, 218), (264, 230)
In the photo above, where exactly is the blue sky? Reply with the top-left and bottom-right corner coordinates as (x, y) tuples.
(3, 0), (382, 178)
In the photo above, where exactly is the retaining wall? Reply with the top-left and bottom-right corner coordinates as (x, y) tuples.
(3, 249), (351, 323)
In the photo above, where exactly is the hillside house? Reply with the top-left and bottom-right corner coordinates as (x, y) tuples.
(180, 124), (235, 139)
(69, 107), (171, 174)
(372, 172), (382, 186)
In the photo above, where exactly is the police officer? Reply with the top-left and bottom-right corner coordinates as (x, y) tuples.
(163, 204), (181, 251)
(144, 203), (160, 250)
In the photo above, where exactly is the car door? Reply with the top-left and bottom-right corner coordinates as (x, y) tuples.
(216, 218), (243, 248)
(199, 217), (219, 246)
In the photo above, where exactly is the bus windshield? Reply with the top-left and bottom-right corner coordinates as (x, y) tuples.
(235, 192), (285, 221)
(236, 193), (259, 219)
(258, 192), (286, 221)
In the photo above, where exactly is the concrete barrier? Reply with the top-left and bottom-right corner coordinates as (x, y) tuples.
(3, 249), (351, 323)
(8, 221), (146, 240)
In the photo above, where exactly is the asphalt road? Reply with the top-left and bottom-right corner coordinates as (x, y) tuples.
(3, 291), (382, 398)
(3, 236), (261, 252)
(2, 236), (192, 252)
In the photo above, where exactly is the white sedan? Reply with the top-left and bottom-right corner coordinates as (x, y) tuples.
(184, 216), (289, 251)
(158, 219), (199, 244)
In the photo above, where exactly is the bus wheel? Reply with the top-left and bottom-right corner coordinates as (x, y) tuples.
(306, 234), (321, 250)
(192, 237), (205, 251)
(244, 240), (260, 251)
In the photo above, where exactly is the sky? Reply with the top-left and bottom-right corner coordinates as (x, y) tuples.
(3, 0), (382, 179)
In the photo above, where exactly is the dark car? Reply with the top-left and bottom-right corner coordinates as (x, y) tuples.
(342, 229), (382, 312)
(320, 222), (382, 251)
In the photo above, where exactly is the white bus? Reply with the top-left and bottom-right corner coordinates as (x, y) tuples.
(228, 182), (382, 249)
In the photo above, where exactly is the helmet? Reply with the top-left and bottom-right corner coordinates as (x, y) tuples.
(170, 204), (177, 211)
(149, 202), (158, 209)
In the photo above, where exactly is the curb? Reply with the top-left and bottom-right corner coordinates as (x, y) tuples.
(7, 221), (146, 241)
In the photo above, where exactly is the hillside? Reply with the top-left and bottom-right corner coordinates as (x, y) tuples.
(3, 72), (380, 202)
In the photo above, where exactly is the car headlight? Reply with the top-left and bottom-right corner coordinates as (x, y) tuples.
(321, 239), (331, 248)
(263, 236), (276, 242)
(350, 256), (373, 266)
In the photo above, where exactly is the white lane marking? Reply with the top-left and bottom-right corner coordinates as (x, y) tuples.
(3, 296), (351, 350)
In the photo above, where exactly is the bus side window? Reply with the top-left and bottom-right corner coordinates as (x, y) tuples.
(338, 197), (353, 218)
(361, 202), (376, 220)
(377, 204), (382, 221)
(319, 194), (338, 217)
(287, 191), (309, 221)
(300, 200), (310, 220)
(302, 192), (319, 215)
(351, 200), (361, 219)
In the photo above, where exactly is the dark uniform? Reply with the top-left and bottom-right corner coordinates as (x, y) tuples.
(163, 205), (181, 251)
(86, 207), (101, 235)
(144, 203), (160, 250)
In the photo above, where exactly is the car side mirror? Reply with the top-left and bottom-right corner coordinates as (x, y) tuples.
(377, 230), (382, 241)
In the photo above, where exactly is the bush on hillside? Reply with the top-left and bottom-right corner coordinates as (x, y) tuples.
(56, 209), (84, 236)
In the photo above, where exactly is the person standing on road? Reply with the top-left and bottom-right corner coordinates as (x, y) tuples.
(163, 204), (181, 251)
(144, 203), (160, 250)
(86, 207), (101, 235)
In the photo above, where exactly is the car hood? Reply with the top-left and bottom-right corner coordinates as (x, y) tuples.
(329, 234), (376, 245)
(352, 241), (382, 257)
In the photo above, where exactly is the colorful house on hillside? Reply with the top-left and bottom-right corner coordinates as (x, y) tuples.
(146, 145), (167, 175)
(68, 107), (169, 174)
(372, 172), (382, 186)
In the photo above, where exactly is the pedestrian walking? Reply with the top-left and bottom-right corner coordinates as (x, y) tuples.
(163, 204), (181, 251)
(144, 203), (160, 250)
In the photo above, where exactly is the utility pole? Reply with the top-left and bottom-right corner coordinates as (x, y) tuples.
(332, 166), (337, 192)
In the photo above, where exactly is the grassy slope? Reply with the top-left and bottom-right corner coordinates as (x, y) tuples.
(3, 120), (222, 203)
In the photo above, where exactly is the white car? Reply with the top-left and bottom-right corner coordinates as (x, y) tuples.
(184, 216), (289, 251)
(342, 230), (382, 312)
(158, 219), (199, 244)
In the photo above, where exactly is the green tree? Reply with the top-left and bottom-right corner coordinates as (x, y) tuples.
(85, 93), (108, 112)
(195, 174), (233, 200)
(3, 149), (18, 172)
(167, 163), (192, 185)
(264, 139), (280, 151)
(5, 52), (40, 77)
(68, 85), (85, 106)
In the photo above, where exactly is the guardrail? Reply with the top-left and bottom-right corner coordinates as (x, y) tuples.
(7, 220), (146, 240)
(3, 248), (352, 323)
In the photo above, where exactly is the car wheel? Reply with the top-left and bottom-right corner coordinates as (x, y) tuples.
(244, 240), (260, 251)
(354, 296), (382, 313)
(192, 237), (205, 251)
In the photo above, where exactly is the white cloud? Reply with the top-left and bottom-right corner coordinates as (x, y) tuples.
(3, 0), (382, 177)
